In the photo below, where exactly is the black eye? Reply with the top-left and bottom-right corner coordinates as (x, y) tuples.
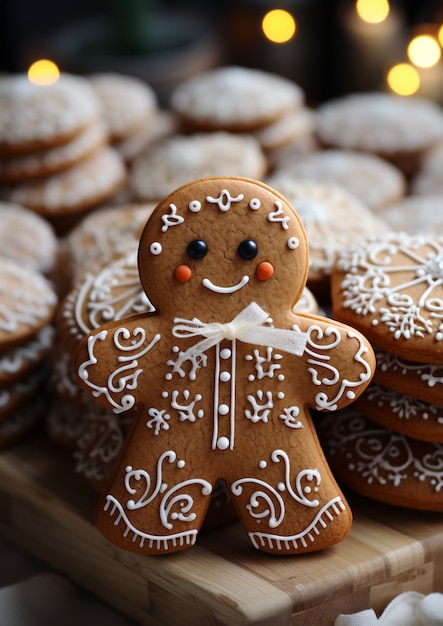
(238, 239), (258, 260)
(187, 239), (208, 259)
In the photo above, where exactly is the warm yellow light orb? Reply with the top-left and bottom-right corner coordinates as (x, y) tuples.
(262, 9), (296, 44)
(386, 63), (420, 96)
(407, 34), (441, 68)
(356, 0), (390, 24)
(27, 59), (60, 86)
(438, 24), (443, 48)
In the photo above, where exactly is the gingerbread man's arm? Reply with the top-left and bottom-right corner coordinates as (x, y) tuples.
(292, 313), (375, 412)
(73, 314), (162, 415)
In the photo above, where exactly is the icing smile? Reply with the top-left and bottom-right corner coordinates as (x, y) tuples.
(202, 275), (249, 294)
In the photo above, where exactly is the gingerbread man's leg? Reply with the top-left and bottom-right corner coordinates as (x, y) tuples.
(228, 426), (352, 555)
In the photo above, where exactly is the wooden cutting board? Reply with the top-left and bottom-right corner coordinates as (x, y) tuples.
(0, 433), (442, 625)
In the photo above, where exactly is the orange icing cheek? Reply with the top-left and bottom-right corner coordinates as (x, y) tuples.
(256, 262), (274, 281)
(175, 264), (193, 283)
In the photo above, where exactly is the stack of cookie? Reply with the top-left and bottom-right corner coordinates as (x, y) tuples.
(317, 231), (443, 511)
(0, 73), (127, 235)
(0, 202), (59, 447)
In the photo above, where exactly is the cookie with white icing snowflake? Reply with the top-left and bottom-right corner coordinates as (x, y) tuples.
(332, 232), (443, 365)
(74, 176), (375, 556)
(317, 409), (443, 511)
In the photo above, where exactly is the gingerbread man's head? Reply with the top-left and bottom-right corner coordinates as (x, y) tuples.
(138, 177), (309, 323)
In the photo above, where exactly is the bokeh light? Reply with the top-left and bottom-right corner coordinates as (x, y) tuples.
(386, 63), (420, 96)
(262, 9), (296, 44)
(407, 34), (441, 68)
(356, 0), (390, 24)
(27, 59), (60, 86)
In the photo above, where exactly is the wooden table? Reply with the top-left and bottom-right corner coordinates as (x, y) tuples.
(0, 433), (442, 625)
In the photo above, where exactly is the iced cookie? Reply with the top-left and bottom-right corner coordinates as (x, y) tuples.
(0, 202), (58, 274)
(411, 141), (443, 196)
(331, 232), (443, 365)
(271, 149), (406, 212)
(0, 73), (101, 155)
(129, 132), (268, 202)
(374, 347), (443, 406)
(74, 176), (375, 556)
(265, 177), (387, 301)
(0, 325), (55, 388)
(0, 258), (58, 351)
(380, 195), (443, 235)
(170, 66), (304, 132)
(315, 92), (443, 176)
(318, 410), (443, 511)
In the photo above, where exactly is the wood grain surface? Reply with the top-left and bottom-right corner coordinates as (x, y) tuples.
(0, 433), (442, 625)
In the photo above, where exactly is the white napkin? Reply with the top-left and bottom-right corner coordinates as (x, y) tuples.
(335, 591), (443, 626)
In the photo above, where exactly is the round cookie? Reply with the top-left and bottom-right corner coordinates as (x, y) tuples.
(0, 258), (58, 351)
(380, 195), (443, 235)
(129, 132), (268, 202)
(253, 107), (317, 155)
(74, 175), (375, 556)
(271, 149), (406, 212)
(88, 72), (158, 143)
(0, 147), (127, 231)
(411, 140), (443, 196)
(355, 383), (443, 443)
(58, 248), (155, 356)
(59, 202), (156, 285)
(0, 73), (101, 156)
(374, 347), (443, 406)
(317, 409), (443, 511)
(0, 119), (108, 183)
(315, 92), (443, 177)
(0, 202), (58, 274)
(331, 231), (443, 365)
(170, 65), (305, 132)
(265, 177), (387, 301)
(0, 325), (55, 388)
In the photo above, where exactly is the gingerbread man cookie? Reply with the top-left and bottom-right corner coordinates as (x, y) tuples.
(74, 176), (375, 555)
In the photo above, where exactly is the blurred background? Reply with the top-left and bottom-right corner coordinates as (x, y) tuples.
(1, 0), (442, 106)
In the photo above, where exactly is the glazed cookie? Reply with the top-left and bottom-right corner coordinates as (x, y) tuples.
(354, 383), (443, 443)
(129, 132), (268, 202)
(0, 202), (58, 274)
(0, 258), (58, 351)
(0, 147), (127, 233)
(374, 347), (443, 406)
(88, 73), (158, 143)
(380, 195), (443, 235)
(265, 177), (387, 300)
(0, 119), (108, 183)
(170, 66), (304, 132)
(315, 92), (443, 176)
(74, 176), (375, 556)
(253, 107), (316, 155)
(58, 248), (155, 357)
(318, 409), (443, 511)
(0, 73), (101, 155)
(271, 149), (406, 212)
(59, 202), (156, 285)
(0, 325), (55, 388)
(331, 232), (443, 365)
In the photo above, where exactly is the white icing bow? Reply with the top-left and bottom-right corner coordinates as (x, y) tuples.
(172, 302), (307, 372)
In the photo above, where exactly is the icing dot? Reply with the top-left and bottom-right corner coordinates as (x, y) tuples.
(125, 465), (132, 472)
(277, 482), (285, 491)
(165, 373), (172, 380)
(278, 374), (285, 381)
(172, 346), (180, 352)
(278, 391), (285, 399)
(287, 236), (299, 250)
(259, 460), (267, 469)
(248, 374), (255, 381)
(177, 459), (185, 469)
(218, 404), (230, 415)
(171, 512), (178, 520)
(256, 261), (274, 281)
(162, 391), (168, 398)
(220, 371), (231, 382)
(197, 409), (204, 418)
(304, 486), (311, 493)
(346, 391), (356, 399)
(220, 348), (231, 359)
(149, 241), (162, 255)
(372, 319), (379, 326)
(160, 482), (168, 493)
(217, 436), (230, 450)
(249, 198), (261, 210)
(188, 200), (201, 212)
(423, 412), (429, 420)
(175, 264), (192, 282)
